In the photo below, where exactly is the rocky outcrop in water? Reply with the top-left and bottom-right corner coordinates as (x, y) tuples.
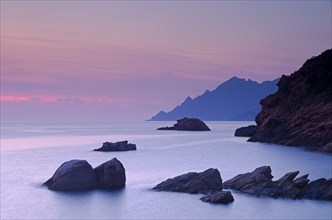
(157, 117), (211, 131)
(223, 166), (332, 200)
(153, 168), (233, 204)
(94, 158), (126, 189)
(247, 49), (332, 152)
(43, 160), (98, 191)
(94, 141), (136, 152)
(153, 168), (222, 193)
(43, 158), (126, 191)
(234, 125), (257, 137)
(200, 191), (234, 204)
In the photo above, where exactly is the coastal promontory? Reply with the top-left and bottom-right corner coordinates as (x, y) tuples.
(247, 49), (332, 152)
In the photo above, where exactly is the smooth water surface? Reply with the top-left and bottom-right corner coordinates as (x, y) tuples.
(1, 121), (331, 219)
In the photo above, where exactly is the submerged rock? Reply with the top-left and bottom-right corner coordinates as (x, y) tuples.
(157, 117), (211, 131)
(94, 141), (136, 152)
(153, 168), (222, 194)
(200, 191), (234, 204)
(43, 160), (98, 191)
(94, 158), (126, 189)
(234, 125), (258, 137)
(224, 166), (332, 200)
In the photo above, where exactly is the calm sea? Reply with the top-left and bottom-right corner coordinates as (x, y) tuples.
(1, 121), (331, 219)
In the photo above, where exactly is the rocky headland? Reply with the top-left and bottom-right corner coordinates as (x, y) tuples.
(157, 117), (211, 131)
(236, 49), (332, 152)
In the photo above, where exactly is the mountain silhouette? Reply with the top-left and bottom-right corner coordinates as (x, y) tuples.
(150, 77), (279, 121)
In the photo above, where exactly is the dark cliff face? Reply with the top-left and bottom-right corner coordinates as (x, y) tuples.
(248, 49), (332, 152)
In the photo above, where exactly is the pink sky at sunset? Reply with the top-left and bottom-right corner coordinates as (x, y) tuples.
(1, 1), (331, 121)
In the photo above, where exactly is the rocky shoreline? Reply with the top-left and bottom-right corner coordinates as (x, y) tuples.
(240, 49), (332, 153)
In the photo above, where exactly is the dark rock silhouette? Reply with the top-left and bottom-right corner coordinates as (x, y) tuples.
(248, 49), (332, 152)
(153, 168), (222, 194)
(150, 77), (279, 121)
(157, 117), (211, 131)
(43, 160), (98, 191)
(234, 125), (258, 137)
(43, 158), (126, 191)
(223, 166), (332, 200)
(94, 158), (126, 189)
(94, 141), (136, 152)
(200, 191), (234, 204)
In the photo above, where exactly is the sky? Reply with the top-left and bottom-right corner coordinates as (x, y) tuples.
(1, 1), (331, 121)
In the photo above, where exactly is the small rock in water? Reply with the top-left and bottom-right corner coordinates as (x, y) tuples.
(94, 140), (136, 152)
(200, 191), (234, 204)
(234, 125), (257, 137)
(157, 117), (211, 131)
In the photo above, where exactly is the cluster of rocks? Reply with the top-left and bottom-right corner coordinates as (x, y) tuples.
(43, 158), (125, 191)
(237, 49), (332, 152)
(43, 115), (331, 204)
(157, 117), (211, 131)
(152, 166), (331, 203)
(44, 159), (331, 203)
(223, 166), (332, 200)
(94, 141), (136, 152)
(153, 168), (234, 204)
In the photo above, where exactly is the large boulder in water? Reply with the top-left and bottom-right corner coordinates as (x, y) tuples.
(153, 168), (222, 194)
(157, 117), (211, 131)
(43, 160), (98, 191)
(94, 141), (136, 152)
(94, 158), (126, 189)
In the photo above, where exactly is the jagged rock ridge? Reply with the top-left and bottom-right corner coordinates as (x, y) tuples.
(150, 77), (279, 121)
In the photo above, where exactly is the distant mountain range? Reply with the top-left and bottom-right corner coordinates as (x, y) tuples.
(150, 76), (279, 121)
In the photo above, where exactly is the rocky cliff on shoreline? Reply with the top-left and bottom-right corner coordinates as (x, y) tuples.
(247, 49), (332, 152)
